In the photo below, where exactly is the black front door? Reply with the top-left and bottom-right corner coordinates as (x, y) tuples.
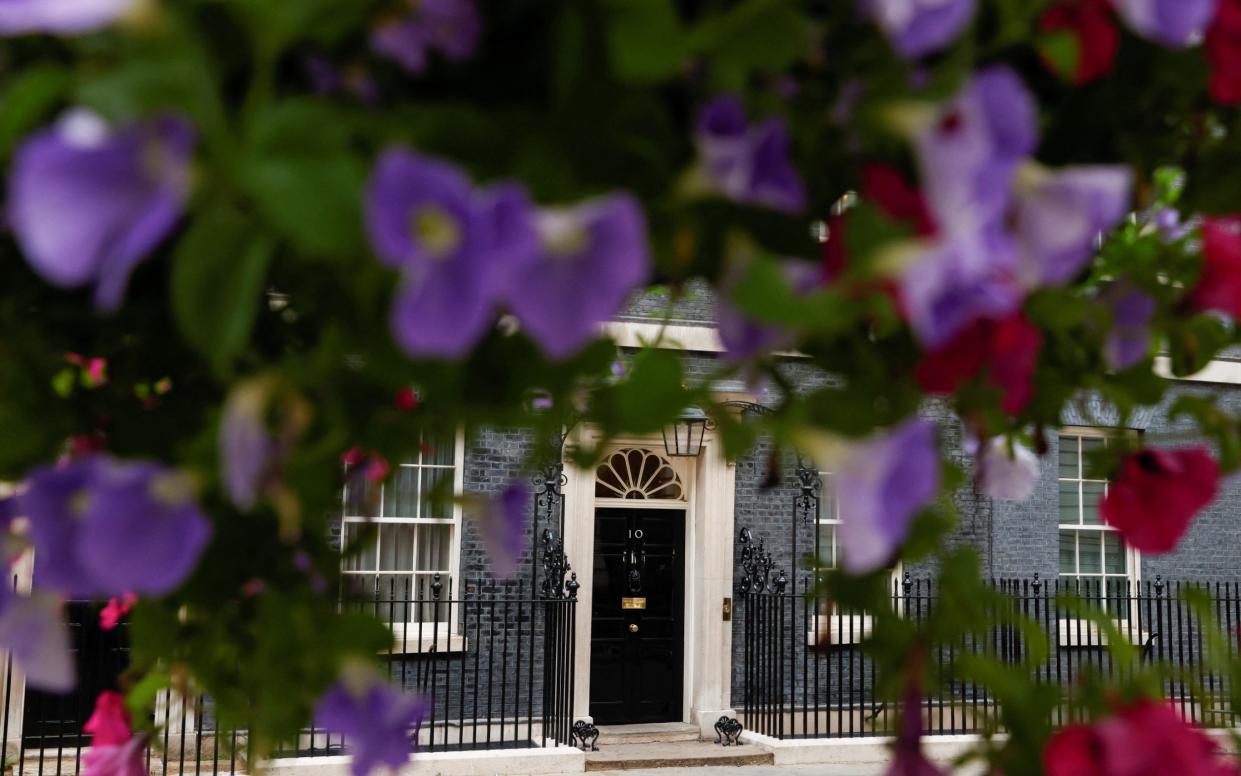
(589, 507), (684, 724)
(22, 602), (129, 748)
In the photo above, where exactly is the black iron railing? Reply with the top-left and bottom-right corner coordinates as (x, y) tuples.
(4, 582), (577, 776)
(739, 576), (1241, 739)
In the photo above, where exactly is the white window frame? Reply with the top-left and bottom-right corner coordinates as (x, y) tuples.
(808, 471), (902, 646)
(339, 428), (465, 643)
(1057, 426), (1145, 645)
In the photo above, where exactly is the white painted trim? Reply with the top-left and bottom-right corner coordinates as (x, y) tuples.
(563, 430), (736, 730)
(603, 321), (724, 353)
(265, 744), (585, 776)
(1154, 356), (1241, 384)
(606, 322), (1241, 387)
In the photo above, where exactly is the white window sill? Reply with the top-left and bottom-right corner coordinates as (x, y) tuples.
(806, 615), (873, 647)
(1056, 619), (1151, 649)
(386, 628), (468, 654)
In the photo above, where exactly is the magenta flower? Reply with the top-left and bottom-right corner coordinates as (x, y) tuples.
(717, 260), (823, 361)
(370, 0), (479, 75)
(366, 149), (538, 357)
(8, 111), (194, 312)
(82, 736), (147, 776)
(0, 588), (74, 692)
(859, 0), (977, 59)
(504, 194), (651, 358)
(1102, 282), (1156, 370)
(479, 482), (528, 579)
(21, 456), (212, 597)
(693, 97), (806, 213)
(84, 690), (133, 746)
(835, 419), (940, 574)
(0, 0), (133, 35)
(99, 593), (137, 631)
(1113, 0), (1219, 47)
(316, 673), (427, 776)
(1011, 166), (1134, 287)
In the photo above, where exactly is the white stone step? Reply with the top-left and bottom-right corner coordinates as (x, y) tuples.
(585, 741), (773, 771)
(595, 723), (701, 745)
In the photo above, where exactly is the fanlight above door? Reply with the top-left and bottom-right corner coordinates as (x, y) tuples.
(595, 448), (684, 500)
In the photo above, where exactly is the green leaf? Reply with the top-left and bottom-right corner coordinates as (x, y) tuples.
(171, 203), (274, 371)
(600, 0), (688, 83)
(689, 0), (812, 88)
(1036, 30), (1079, 83)
(1167, 315), (1232, 377)
(0, 66), (70, 160)
(610, 349), (688, 434)
(239, 101), (366, 259)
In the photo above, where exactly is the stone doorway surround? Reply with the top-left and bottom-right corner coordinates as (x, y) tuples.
(562, 427), (738, 739)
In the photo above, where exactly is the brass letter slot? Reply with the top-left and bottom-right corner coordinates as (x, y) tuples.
(621, 597), (647, 610)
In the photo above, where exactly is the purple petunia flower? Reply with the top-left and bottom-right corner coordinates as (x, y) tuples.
(1010, 165), (1133, 288)
(716, 260), (823, 361)
(976, 437), (1040, 502)
(370, 0), (479, 75)
(898, 227), (1023, 347)
(693, 97), (806, 213)
(913, 65), (1037, 239)
(504, 194), (651, 358)
(829, 418), (940, 575)
(0, 588), (74, 692)
(20, 456), (212, 597)
(479, 482), (528, 579)
(316, 670), (427, 776)
(1113, 0), (1219, 48)
(219, 379), (278, 512)
(8, 110), (195, 312)
(1102, 282), (1157, 370)
(0, 0), (133, 35)
(859, 0), (977, 59)
(367, 148), (539, 358)
(304, 56), (381, 106)
(22, 458), (107, 595)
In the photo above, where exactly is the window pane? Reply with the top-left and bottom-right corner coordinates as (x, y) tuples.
(1082, 482), (1105, 525)
(819, 473), (835, 522)
(417, 524), (453, 572)
(344, 473), (379, 517)
(1058, 436), (1079, 478)
(1104, 532), (1127, 574)
(415, 574), (452, 622)
(1059, 481), (1081, 525)
(380, 466), (416, 518)
(1079, 532), (1102, 574)
(375, 573), (414, 621)
(1059, 531), (1077, 574)
(420, 467), (453, 520)
(422, 432), (456, 467)
(1082, 437), (1106, 476)
(379, 524), (415, 571)
(343, 523), (377, 571)
(816, 524), (837, 569)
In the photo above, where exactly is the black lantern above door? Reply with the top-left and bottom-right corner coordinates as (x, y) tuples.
(662, 407), (708, 457)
